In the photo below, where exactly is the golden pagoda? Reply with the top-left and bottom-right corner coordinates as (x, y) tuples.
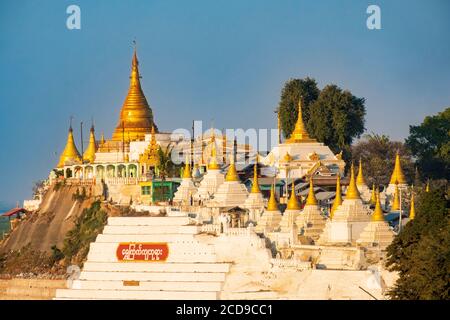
(267, 184), (279, 211)
(330, 175), (342, 218)
(83, 125), (97, 164)
(345, 163), (360, 200)
(286, 98), (316, 144)
(112, 47), (154, 142)
(100, 132), (105, 145)
(182, 157), (191, 179)
(207, 134), (221, 170)
(372, 192), (385, 222)
(250, 164), (261, 193)
(139, 126), (159, 168)
(356, 157), (366, 186)
(225, 157), (239, 182)
(287, 181), (300, 210)
(57, 126), (82, 168)
(391, 183), (401, 211)
(409, 192), (416, 220)
(425, 180), (430, 192)
(369, 184), (377, 206)
(389, 151), (407, 185)
(305, 176), (318, 206)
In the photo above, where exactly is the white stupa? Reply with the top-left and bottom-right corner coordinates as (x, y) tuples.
(255, 184), (282, 234)
(279, 181), (302, 233)
(194, 135), (225, 202)
(318, 163), (371, 245)
(243, 164), (265, 222)
(356, 192), (395, 250)
(295, 177), (326, 242)
(210, 156), (248, 208)
(356, 157), (371, 203)
(173, 157), (197, 205)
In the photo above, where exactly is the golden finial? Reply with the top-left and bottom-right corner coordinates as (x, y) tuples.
(57, 125), (82, 168)
(225, 156), (239, 182)
(372, 191), (385, 222)
(345, 162), (361, 200)
(287, 181), (300, 210)
(330, 175), (342, 218)
(208, 132), (221, 170)
(305, 176), (318, 206)
(182, 156), (191, 179)
(369, 183), (377, 205)
(391, 183), (401, 211)
(100, 131), (105, 145)
(389, 151), (407, 185)
(356, 157), (366, 186)
(409, 192), (416, 220)
(425, 180), (430, 192)
(286, 97), (316, 143)
(283, 152), (292, 163)
(251, 164), (261, 193)
(83, 125), (97, 163)
(267, 184), (279, 211)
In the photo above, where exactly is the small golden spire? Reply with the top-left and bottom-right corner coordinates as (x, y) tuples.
(283, 152), (292, 163)
(267, 184), (279, 211)
(409, 192), (416, 220)
(287, 181), (300, 210)
(369, 183), (377, 205)
(330, 175), (342, 218)
(225, 156), (239, 182)
(425, 180), (430, 192)
(356, 157), (366, 186)
(100, 132), (105, 145)
(391, 183), (401, 211)
(372, 191), (385, 222)
(286, 98), (316, 144)
(207, 133), (221, 170)
(182, 156), (191, 179)
(83, 125), (97, 164)
(390, 151), (407, 185)
(251, 164), (261, 193)
(345, 163), (360, 200)
(305, 176), (318, 206)
(57, 126), (82, 168)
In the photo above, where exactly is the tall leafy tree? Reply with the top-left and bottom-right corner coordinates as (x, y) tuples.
(385, 189), (450, 299)
(277, 78), (320, 139)
(405, 107), (450, 180)
(351, 133), (415, 186)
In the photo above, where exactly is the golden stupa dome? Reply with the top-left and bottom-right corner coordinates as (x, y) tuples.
(57, 126), (82, 168)
(112, 47), (155, 142)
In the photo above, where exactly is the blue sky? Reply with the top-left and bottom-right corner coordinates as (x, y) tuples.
(0, 0), (449, 205)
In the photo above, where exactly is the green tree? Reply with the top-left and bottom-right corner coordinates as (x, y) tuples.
(405, 107), (450, 181)
(351, 133), (414, 186)
(385, 189), (450, 299)
(156, 143), (182, 179)
(277, 78), (320, 139)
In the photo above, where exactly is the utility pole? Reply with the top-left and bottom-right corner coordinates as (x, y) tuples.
(80, 121), (84, 162)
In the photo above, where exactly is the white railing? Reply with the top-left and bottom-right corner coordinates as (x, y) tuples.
(104, 177), (139, 185)
(270, 258), (312, 270)
(65, 178), (96, 186)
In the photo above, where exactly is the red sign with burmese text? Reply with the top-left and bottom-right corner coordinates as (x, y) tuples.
(116, 243), (169, 262)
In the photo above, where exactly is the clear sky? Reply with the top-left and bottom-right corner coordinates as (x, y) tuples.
(0, 0), (449, 206)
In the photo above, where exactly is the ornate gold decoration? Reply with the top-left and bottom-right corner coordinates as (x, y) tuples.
(139, 126), (159, 167)
(308, 151), (320, 161)
(286, 99), (316, 144)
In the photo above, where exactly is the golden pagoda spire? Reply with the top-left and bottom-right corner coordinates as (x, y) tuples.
(182, 156), (191, 179)
(225, 155), (239, 182)
(330, 175), (342, 218)
(57, 125), (82, 168)
(372, 191), (385, 222)
(112, 45), (154, 142)
(389, 151), (407, 185)
(356, 157), (366, 186)
(345, 163), (361, 200)
(305, 176), (318, 206)
(208, 133), (221, 170)
(369, 183), (377, 205)
(100, 132), (105, 145)
(425, 180), (430, 192)
(251, 164), (261, 193)
(391, 183), (401, 211)
(286, 98), (316, 143)
(267, 184), (279, 211)
(409, 192), (416, 220)
(83, 125), (97, 164)
(287, 181), (300, 210)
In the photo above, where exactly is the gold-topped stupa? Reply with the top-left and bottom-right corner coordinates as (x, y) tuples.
(267, 184), (279, 211)
(250, 164), (261, 193)
(391, 183), (401, 211)
(345, 163), (361, 200)
(372, 192), (385, 222)
(286, 99), (316, 144)
(356, 157), (366, 186)
(287, 181), (300, 210)
(112, 47), (155, 142)
(330, 175), (342, 218)
(57, 126), (82, 168)
(83, 125), (97, 164)
(409, 192), (416, 220)
(389, 151), (407, 185)
(207, 134), (221, 170)
(305, 176), (318, 206)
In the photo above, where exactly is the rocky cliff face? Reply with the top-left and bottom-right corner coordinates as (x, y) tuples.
(0, 185), (94, 253)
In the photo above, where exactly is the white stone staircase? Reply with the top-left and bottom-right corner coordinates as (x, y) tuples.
(55, 216), (230, 300)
